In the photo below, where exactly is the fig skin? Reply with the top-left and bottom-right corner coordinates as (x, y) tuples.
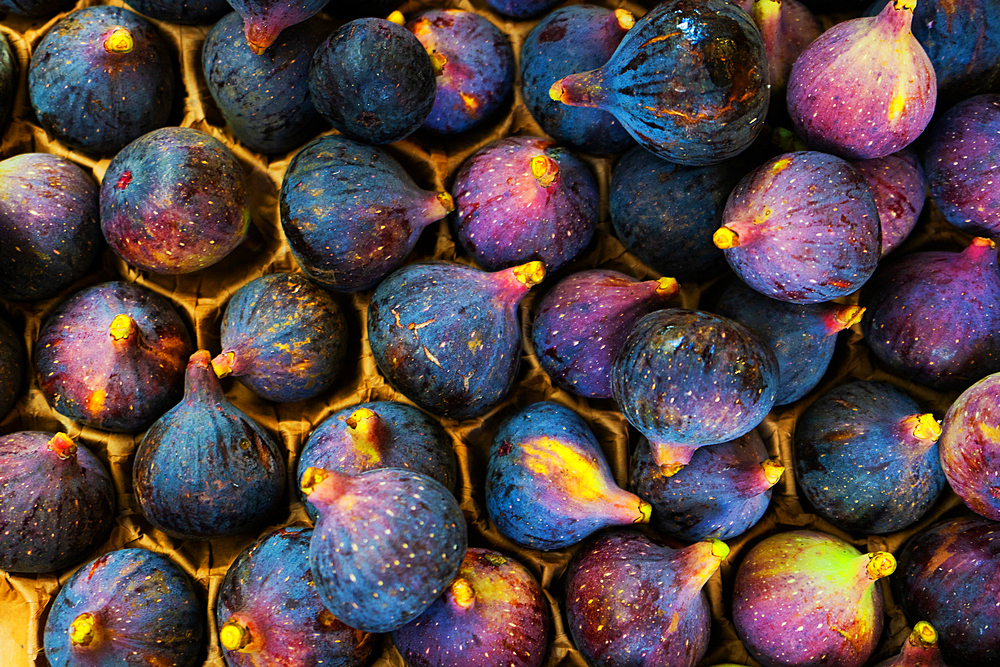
(851, 148), (926, 257)
(736, 0), (823, 93)
(482, 0), (560, 19)
(0, 432), (115, 574)
(227, 0), (329, 54)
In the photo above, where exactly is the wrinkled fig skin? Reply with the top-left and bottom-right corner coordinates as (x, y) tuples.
(0, 432), (115, 574)
(216, 527), (375, 667)
(406, 10), (514, 135)
(717, 151), (881, 304)
(733, 530), (894, 667)
(860, 237), (1000, 390)
(367, 261), (542, 420)
(304, 467), (468, 633)
(42, 548), (205, 667)
(795, 381), (946, 534)
(453, 137), (598, 273)
(852, 148), (926, 256)
(296, 401), (456, 523)
(631, 430), (782, 542)
(551, 0), (769, 166)
(28, 6), (175, 155)
(714, 280), (864, 405)
(203, 13), (327, 154)
(895, 517), (1000, 667)
(485, 401), (651, 551)
(280, 135), (452, 291)
(133, 350), (287, 540)
(0, 153), (102, 301)
(609, 146), (740, 282)
(938, 373), (1000, 521)
(520, 5), (636, 154)
(736, 0), (823, 93)
(786, 0), (936, 160)
(227, 0), (329, 53)
(310, 18), (435, 145)
(0, 317), (23, 419)
(531, 270), (678, 399)
(612, 309), (779, 475)
(391, 548), (550, 667)
(566, 530), (726, 667)
(127, 0), (230, 24)
(0, 0), (72, 16)
(483, 0), (560, 19)
(35, 281), (193, 432)
(213, 273), (347, 403)
(0, 33), (14, 131)
(924, 95), (1000, 238)
(872, 622), (948, 667)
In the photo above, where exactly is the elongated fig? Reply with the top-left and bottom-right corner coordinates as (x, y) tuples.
(227, 0), (329, 53)
(938, 372), (1000, 520)
(873, 622), (947, 667)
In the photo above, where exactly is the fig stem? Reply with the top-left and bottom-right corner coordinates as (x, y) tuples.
(211, 351), (236, 378)
(905, 413), (942, 442)
(656, 277), (679, 299)
(830, 305), (865, 332)
(103, 27), (133, 53)
(530, 155), (559, 187)
(345, 407), (384, 464)
(387, 10), (405, 25)
(636, 499), (652, 523)
(512, 261), (546, 289)
(109, 314), (136, 341)
(47, 433), (77, 460)
(910, 621), (938, 648)
(219, 620), (252, 651)
(450, 578), (475, 609)
(614, 8), (635, 31)
(69, 613), (96, 647)
(866, 551), (896, 580)
(713, 227), (740, 249)
(761, 459), (785, 486)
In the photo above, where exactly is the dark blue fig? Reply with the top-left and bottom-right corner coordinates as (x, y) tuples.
(43, 548), (204, 667)
(28, 6), (175, 155)
(309, 17), (435, 145)
(0, 316), (23, 419)
(302, 466), (467, 633)
(280, 134), (453, 292)
(367, 261), (544, 420)
(482, 0), (561, 19)
(127, 0), (230, 24)
(132, 350), (286, 539)
(211, 272), (348, 403)
(851, 148), (926, 257)
(0, 32), (14, 132)
(0, 0), (72, 17)
(217, 526), (376, 667)
(227, 0), (329, 53)
(203, 12), (328, 154)
(0, 432), (114, 573)
(520, 5), (636, 154)
(550, 0), (769, 166)
(795, 380), (947, 534)
(0, 153), (102, 301)
(714, 279), (866, 405)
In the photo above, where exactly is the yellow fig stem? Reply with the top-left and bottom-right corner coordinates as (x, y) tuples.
(636, 500), (652, 523)
(656, 277), (679, 299)
(219, 620), (252, 651)
(69, 613), (96, 647)
(530, 155), (559, 187)
(708, 537), (730, 561)
(109, 314), (135, 341)
(47, 432), (77, 459)
(387, 10), (405, 25)
(910, 621), (938, 648)
(867, 551), (896, 580)
(614, 8), (635, 30)
(103, 28), (133, 53)
(450, 578), (475, 609)
(429, 51), (447, 75)
(832, 305), (865, 331)
(907, 413), (942, 442)
(761, 459), (784, 486)
(513, 261), (545, 288)
(713, 227), (740, 249)
(300, 466), (331, 497)
(437, 190), (454, 213)
(212, 351), (236, 378)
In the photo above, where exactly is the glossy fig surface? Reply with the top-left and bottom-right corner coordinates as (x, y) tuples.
(227, 0), (329, 53)
(938, 372), (1000, 520)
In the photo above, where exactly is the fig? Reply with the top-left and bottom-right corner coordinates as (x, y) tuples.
(873, 622), (947, 667)
(851, 148), (926, 256)
(226, 0), (329, 54)
(485, 401), (651, 551)
(0, 32), (13, 131)
(0, 316), (23, 419)
(211, 272), (348, 403)
(35, 281), (193, 432)
(133, 350), (286, 539)
(737, 0), (823, 93)
(0, 432), (114, 573)
(482, 0), (560, 19)
(127, 0), (230, 24)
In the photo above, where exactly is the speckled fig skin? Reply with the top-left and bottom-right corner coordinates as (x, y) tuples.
(851, 148), (926, 257)
(35, 281), (193, 432)
(924, 95), (1000, 238)
(203, 12), (327, 154)
(211, 273), (347, 403)
(715, 151), (881, 304)
(732, 530), (896, 667)
(296, 401), (456, 523)
(0, 33), (14, 131)
(405, 10), (514, 135)
(133, 350), (286, 539)
(714, 279), (866, 405)
(27, 6), (175, 155)
(0, 317), (23, 419)
(860, 237), (1000, 390)
(216, 527), (375, 667)
(938, 373), (1000, 521)
(795, 381), (946, 534)
(737, 0), (822, 93)
(612, 308), (779, 476)
(531, 270), (678, 399)
(0, 432), (114, 574)
(873, 622), (948, 667)
(42, 548), (204, 667)
(550, 0), (769, 166)
(786, 0), (936, 160)
(280, 135), (453, 292)
(227, 0), (329, 53)
(127, 0), (230, 24)
(391, 548), (550, 667)
(566, 530), (728, 667)
(895, 516), (1000, 667)
(520, 5), (636, 154)
(302, 466), (468, 633)
(0, 153), (102, 301)
(367, 261), (544, 420)
(631, 430), (783, 542)
(485, 401), (651, 551)
(452, 137), (598, 273)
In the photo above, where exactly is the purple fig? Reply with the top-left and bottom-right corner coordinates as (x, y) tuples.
(133, 350), (286, 539)
(0, 316), (22, 419)
(302, 466), (467, 633)
(860, 237), (1000, 390)
(786, 0), (936, 160)
(714, 151), (881, 304)
(482, 0), (560, 19)
(873, 622), (947, 667)
(566, 530), (728, 667)
(485, 401), (651, 551)
(732, 529), (896, 667)
(35, 281), (193, 432)
(738, 0), (823, 93)
(0, 432), (114, 573)
(851, 148), (927, 256)
(391, 548), (550, 667)
(531, 270), (679, 399)
(226, 0), (329, 54)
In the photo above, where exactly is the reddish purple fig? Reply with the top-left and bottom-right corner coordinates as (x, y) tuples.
(227, 0), (329, 54)
(738, 0), (822, 93)
(873, 622), (947, 667)
(851, 148), (927, 256)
